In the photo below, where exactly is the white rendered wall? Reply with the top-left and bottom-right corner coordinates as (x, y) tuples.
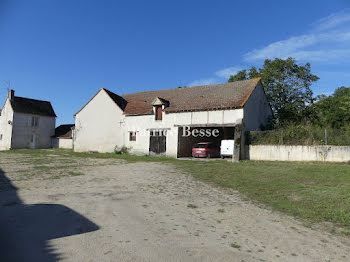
(74, 90), (124, 153)
(0, 98), (14, 150)
(248, 145), (350, 162)
(52, 138), (73, 149)
(122, 108), (244, 157)
(11, 113), (55, 149)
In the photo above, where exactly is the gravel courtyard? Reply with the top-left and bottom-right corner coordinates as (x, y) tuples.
(1, 150), (349, 262)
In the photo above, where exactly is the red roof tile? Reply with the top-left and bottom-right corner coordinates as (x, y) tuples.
(122, 78), (260, 115)
(75, 78), (261, 117)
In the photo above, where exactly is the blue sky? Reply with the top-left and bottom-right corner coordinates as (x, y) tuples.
(0, 0), (349, 125)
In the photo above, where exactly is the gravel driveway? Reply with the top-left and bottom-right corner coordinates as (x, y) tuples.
(0, 152), (349, 262)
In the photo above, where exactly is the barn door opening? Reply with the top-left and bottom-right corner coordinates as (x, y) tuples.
(149, 131), (166, 155)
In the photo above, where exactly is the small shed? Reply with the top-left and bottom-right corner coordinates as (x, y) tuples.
(52, 124), (74, 149)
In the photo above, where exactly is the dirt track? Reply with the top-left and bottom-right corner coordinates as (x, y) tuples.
(1, 152), (349, 262)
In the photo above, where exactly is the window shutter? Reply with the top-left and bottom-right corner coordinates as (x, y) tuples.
(156, 106), (162, 120)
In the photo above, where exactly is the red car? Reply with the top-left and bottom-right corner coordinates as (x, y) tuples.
(192, 142), (220, 158)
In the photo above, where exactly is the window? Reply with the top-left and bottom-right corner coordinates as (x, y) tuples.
(155, 106), (162, 120)
(0, 134), (2, 140)
(31, 116), (39, 127)
(129, 132), (136, 141)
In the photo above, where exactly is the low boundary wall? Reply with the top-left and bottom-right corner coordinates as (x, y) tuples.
(247, 145), (350, 162)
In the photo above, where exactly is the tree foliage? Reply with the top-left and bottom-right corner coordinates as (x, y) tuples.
(228, 58), (319, 125)
(312, 86), (350, 129)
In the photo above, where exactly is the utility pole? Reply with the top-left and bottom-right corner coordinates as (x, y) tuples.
(1, 80), (10, 100)
(2, 80), (10, 92)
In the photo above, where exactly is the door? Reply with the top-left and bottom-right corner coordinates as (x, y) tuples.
(30, 133), (37, 149)
(149, 131), (166, 155)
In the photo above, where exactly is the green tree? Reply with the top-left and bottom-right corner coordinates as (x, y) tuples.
(228, 69), (248, 82)
(228, 58), (319, 125)
(313, 86), (350, 129)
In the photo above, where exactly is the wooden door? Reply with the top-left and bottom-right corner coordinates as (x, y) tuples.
(149, 131), (166, 155)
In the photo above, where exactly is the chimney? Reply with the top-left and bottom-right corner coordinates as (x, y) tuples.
(8, 89), (14, 100)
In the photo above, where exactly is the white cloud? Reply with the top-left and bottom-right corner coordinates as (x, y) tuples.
(243, 9), (350, 63)
(312, 9), (350, 31)
(244, 34), (318, 61)
(188, 10), (350, 86)
(287, 49), (350, 62)
(188, 66), (242, 87)
(188, 78), (217, 87)
(215, 66), (243, 78)
(244, 30), (350, 63)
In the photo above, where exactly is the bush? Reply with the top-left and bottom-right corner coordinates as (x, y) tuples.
(114, 145), (131, 154)
(247, 125), (350, 146)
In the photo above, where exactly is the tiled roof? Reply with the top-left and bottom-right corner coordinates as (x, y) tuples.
(54, 124), (74, 138)
(122, 78), (260, 115)
(10, 96), (56, 117)
(104, 89), (127, 110)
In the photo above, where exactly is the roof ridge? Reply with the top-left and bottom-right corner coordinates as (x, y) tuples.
(57, 124), (74, 126)
(10, 95), (56, 117)
(122, 78), (261, 97)
(14, 96), (51, 103)
(101, 88), (119, 96)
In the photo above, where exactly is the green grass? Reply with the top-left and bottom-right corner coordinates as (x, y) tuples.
(33, 165), (51, 169)
(68, 171), (84, 177)
(187, 204), (198, 209)
(341, 230), (350, 236)
(174, 160), (350, 229)
(3, 148), (350, 229)
(3, 148), (172, 163)
(231, 243), (241, 249)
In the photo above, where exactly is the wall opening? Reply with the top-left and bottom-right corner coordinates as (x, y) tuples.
(177, 126), (235, 158)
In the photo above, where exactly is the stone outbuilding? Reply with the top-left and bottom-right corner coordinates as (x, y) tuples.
(52, 124), (74, 149)
(0, 90), (56, 150)
(73, 78), (272, 159)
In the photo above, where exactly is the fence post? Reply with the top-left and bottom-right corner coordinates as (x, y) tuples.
(325, 129), (327, 145)
(281, 130), (283, 145)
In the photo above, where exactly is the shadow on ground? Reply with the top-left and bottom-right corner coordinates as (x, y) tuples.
(0, 168), (99, 262)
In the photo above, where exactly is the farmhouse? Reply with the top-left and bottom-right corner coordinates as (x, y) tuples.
(0, 90), (56, 150)
(52, 124), (74, 149)
(73, 78), (272, 158)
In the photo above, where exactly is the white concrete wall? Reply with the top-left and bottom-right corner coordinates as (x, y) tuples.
(248, 145), (350, 162)
(122, 108), (243, 157)
(243, 82), (273, 131)
(52, 138), (73, 149)
(122, 112), (179, 157)
(74, 89), (124, 153)
(0, 98), (14, 150)
(11, 113), (56, 149)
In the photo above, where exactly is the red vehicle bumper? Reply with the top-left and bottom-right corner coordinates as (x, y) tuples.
(192, 153), (207, 158)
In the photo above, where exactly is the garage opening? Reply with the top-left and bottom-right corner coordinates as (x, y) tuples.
(177, 126), (235, 158)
